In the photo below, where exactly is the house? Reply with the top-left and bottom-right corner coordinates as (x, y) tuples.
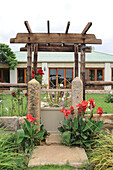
(0, 51), (113, 91)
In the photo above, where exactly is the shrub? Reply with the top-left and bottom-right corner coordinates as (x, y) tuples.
(58, 99), (103, 148)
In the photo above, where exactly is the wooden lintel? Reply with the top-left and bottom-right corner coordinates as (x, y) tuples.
(82, 22), (92, 35)
(0, 83), (27, 87)
(10, 33), (101, 44)
(24, 21), (32, 33)
(65, 21), (70, 34)
(86, 81), (113, 86)
(47, 20), (50, 34)
(20, 44), (92, 52)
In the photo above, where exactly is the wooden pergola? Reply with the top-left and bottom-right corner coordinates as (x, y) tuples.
(10, 21), (102, 100)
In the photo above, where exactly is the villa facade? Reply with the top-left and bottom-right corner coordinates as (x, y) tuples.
(0, 51), (113, 90)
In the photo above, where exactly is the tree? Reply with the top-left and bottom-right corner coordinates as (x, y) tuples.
(0, 43), (18, 70)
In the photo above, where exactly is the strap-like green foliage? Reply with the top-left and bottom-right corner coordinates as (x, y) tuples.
(0, 43), (18, 70)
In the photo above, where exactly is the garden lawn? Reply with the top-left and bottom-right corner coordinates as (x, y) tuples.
(86, 93), (113, 114)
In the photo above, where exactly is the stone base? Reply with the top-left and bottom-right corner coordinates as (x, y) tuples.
(28, 145), (88, 168)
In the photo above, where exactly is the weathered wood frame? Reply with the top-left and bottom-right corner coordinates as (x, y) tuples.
(10, 21), (102, 99)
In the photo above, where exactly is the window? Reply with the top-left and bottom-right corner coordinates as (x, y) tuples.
(85, 68), (104, 89)
(17, 68), (41, 84)
(0, 68), (10, 89)
(49, 68), (73, 88)
(17, 68), (27, 83)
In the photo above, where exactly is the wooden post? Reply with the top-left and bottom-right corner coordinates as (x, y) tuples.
(80, 46), (85, 100)
(27, 44), (32, 83)
(74, 44), (78, 77)
(33, 44), (38, 74)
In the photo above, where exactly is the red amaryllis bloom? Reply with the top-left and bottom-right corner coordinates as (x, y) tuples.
(26, 114), (36, 123)
(88, 99), (96, 109)
(76, 101), (88, 113)
(18, 99), (21, 101)
(32, 70), (35, 74)
(25, 92), (27, 96)
(11, 92), (15, 96)
(32, 73), (35, 78)
(37, 69), (44, 75)
(97, 107), (103, 116)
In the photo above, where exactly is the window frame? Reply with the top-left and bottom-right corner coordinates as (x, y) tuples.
(49, 68), (74, 88)
(0, 68), (10, 89)
(85, 68), (104, 89)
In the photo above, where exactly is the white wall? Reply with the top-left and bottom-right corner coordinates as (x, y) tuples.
(104, 63), (111, 90)
(10, 68), (17, 91)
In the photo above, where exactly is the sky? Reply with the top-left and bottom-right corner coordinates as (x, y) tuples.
(0, 0), (113, 54)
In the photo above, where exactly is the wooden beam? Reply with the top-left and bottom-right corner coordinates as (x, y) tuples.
(10, 33), (102, 44)
(33, 44), (38, 74)
(0, 83), (27, 87)
(74, 45), (78, 77)
(86, 81), (113, 86)
(80, 46), (86, 100)
(24, 21), (32, 33)
(47, 20), (50, 33)
(27, 44), (32, 83)
(82, 22), (92, 35)
(65, 21), (70, 34)
(20, 43), (92, 52)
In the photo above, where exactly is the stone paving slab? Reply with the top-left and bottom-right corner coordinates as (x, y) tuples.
(28, 145), (88, 168)
(46, 134), (61, 144)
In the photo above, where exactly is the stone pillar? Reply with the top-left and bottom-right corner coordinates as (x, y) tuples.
(28, 79), (41, 126)
(72, 77), (83, 116)
(10, 68), (17, 91)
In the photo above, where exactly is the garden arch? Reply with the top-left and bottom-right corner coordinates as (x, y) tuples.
(10, 21), (102, 99)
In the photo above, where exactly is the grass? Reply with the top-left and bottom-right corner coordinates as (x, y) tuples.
(86, 93), (113, 114)
(27, 165), (75, 170)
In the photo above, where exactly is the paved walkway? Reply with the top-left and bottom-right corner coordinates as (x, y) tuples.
(28, 134), (88, 168)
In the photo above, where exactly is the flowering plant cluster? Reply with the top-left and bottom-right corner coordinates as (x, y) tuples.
(15, 114), (49, 151)
(32, 69), (44, 84)
(58, 99), (104, 148)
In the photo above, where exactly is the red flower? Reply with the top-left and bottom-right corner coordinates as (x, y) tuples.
(76, 101), (88, 113)
(26, 114), (36, 123)
(18, 99), (21, 101)
(32, 73), (35, 78)
(70, 106), (74, 111)
(25, 92), (27, 96)
(97, 107), (103, 116)
(11, 92), (15, 96)
(60, 107), (71, 118)
(37, 69), (44, 75)
(32, 70), (35, 74)
(88, 99), (96, 109)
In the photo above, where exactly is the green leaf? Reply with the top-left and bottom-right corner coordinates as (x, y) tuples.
(79, 117), (85, 130)
(63, 131), (71, 144)
(81, 133), (88, 139)
(17, 129), (25, 144)
(94, 121), (103, 133)
(72, 117), (78, 131)
(83, 119), (93, 132)
(61, 120), (71, 130)
(58, 127), (65, 133)
(34, 129), (46, 140)
(24, 118), (32, 136)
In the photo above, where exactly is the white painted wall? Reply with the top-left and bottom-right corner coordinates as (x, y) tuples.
(104, 63), (111, 90)
(10, 68), (17, 91)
